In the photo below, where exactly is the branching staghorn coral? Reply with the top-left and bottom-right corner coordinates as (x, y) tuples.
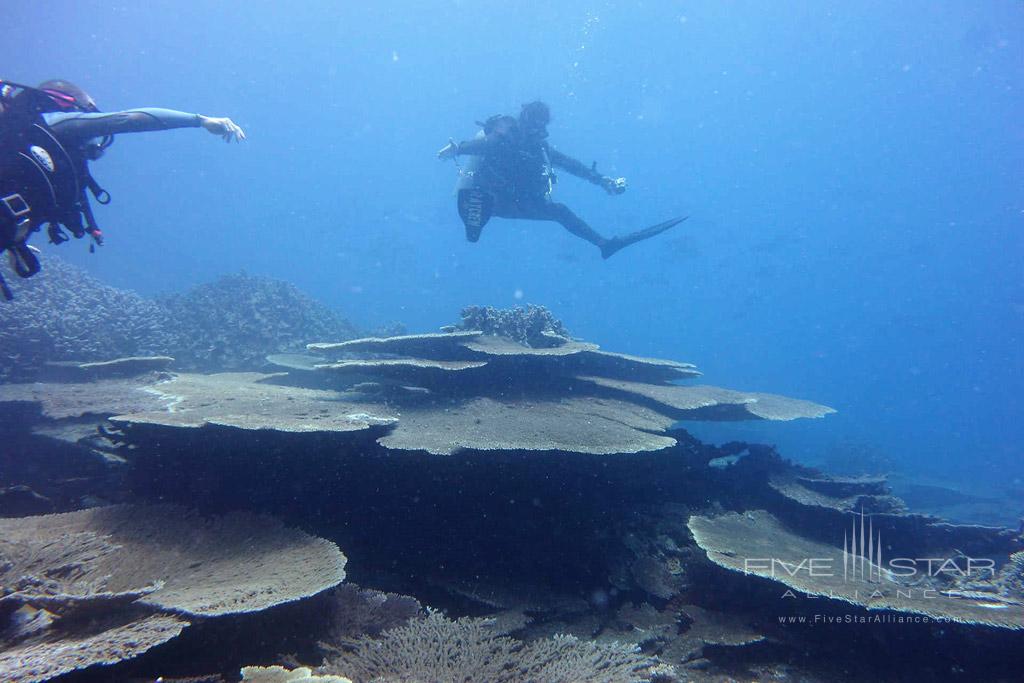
(318, 609), (666, 683)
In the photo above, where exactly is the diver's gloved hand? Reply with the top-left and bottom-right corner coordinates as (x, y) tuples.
(199, 116), (246, 143)
(600, 176), (628, 195)
(437, 138), (459, 160)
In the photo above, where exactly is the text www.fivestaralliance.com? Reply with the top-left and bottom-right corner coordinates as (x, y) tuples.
(778, 614), (952, 625)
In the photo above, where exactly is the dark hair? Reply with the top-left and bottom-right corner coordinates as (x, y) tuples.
(37, 79), (98, 112)
(519, 100), (550, 126)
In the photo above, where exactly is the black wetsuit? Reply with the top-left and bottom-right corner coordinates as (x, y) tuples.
(455, 127), (609, 247)
(0, 105), (207, 297)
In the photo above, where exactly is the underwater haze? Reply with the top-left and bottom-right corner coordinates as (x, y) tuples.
(6, 1), (1023, 496)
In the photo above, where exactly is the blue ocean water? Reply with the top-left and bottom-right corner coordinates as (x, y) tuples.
(6, 1), (1022, 493)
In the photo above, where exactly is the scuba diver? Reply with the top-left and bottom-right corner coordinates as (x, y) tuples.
(437, 101), (685, 259)
(0, 79), (245, 300)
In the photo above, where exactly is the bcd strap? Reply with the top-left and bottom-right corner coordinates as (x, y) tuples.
(47, 222), (69, 244)
(80, 165), (108, 246)
(9, 242), (40, 278)
(85, 172), (110, 205)
(1, 196), (42, 279)
(78, 191), (103, 245)
(1, 193), (31, 219)
(0, 271), (13, 301)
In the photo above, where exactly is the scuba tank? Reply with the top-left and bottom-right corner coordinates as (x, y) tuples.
(453, 119), (517, 242)
(454, 130), (485, 193)
(455, 130), (491, 241)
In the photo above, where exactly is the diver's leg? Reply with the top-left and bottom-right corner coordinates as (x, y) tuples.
(542, 202), (609, 248)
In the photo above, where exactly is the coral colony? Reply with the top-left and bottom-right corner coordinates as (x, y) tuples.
(1, 257), (1022, 682)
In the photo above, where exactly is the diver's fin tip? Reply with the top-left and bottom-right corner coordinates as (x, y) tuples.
(601, 214), (689, 260)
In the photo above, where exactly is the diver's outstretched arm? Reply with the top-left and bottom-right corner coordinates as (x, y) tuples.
(548, 147), (626, 195)
(44, 109), (246, 143)
(437, 134), (503, 160)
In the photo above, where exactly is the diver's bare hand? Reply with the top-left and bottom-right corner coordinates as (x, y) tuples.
(199, 116), (246, 143)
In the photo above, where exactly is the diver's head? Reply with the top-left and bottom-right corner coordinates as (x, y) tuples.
(491, 115), (517, 136)
(37, 79), (98, 113)
(519, 100), (550, 139)
(38, 80), (112, 159)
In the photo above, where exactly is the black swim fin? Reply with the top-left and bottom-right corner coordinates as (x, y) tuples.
(601, 215), (688, 260)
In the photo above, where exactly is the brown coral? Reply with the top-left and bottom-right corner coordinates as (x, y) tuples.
(688, 510), (1024, 629)
(0, 505), (347, 682)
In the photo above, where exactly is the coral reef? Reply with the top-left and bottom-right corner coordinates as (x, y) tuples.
(577, 376), (835, 421)
(309, 331), (484, 360)
(433, 579), (590, 618)
(768, 472), (907, 514)
(0, 257), (175, 383)
(3, 299), (1022, 681)
(1010, 551), (1024, 594)
(159, 273), (361, 371)
(687, 510), (1024, 629)
(0, 505), (347, 682)
(374, 395), (677, 454)
(315, 358), (489, 384)
(0, 375), (169, 419)
(664, 604), (765, 665)
(16, 326), (831, 456)
(607, 504), (699, 600)
(940, 549), (1024, 606)
(41, 355), (174, 381)
(306, 327), (830, 452)
(594, 602), (764, 668)
(2, 611), (189, 683)
(0, 256), (364, 381)
(317, 609), (665, 683)
(106, 372), (398, 433)
(0, 322), (832, 458)
(320, 585), (423, 649)
(451, 304), (571, 347)
(241, 666), (351, 683)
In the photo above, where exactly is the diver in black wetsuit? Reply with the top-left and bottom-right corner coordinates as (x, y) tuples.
(438, 101), (684, 259)
(0, 79), (245, 298)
